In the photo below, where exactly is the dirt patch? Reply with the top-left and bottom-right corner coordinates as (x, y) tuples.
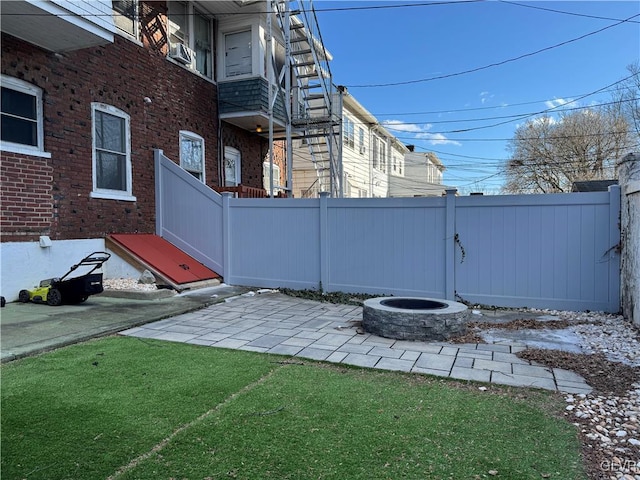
(517, 349), (640, 397)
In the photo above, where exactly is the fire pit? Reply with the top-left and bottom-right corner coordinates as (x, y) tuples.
(362, 297), (469, 341)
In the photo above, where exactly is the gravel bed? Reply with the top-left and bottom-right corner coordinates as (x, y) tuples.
(103, 278), (158, 292)
(513, 310), (640, 480)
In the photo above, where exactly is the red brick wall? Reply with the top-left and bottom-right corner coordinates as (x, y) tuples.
(221, 123), (267, 189)
(0, 153), (53, 241)
(221, 123), (287, 191)
(1, 6), (231, 242)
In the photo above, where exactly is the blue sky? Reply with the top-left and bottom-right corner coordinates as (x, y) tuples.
(312, 0), (640, 193)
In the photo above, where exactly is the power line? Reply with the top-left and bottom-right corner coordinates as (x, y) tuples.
(345, 13), (640, 88)
(498, 1), (640, 24)
(342, 73), (637, 136)
(0, 0), (485, 17)
(378, 98), (639, 126)
(369, 90), (618, 116)
(400, 74), (639, 134)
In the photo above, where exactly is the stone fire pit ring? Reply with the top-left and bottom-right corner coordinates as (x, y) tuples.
(362, 297), (469, 341)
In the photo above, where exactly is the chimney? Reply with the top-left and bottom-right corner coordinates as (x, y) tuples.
(406, 144), (415, 152)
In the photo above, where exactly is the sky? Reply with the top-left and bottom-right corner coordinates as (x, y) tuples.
(310, 0), (640, 193)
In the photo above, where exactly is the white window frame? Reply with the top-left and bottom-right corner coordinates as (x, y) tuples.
(167, 2), (214, 79)
(112, 0), (140, 42)
(179, 130), (205, 182)
(379, 139), (387, 173)
(262, 161), (281, 194)
(90, 103), (135, 201)
(224, 146), (241, 186)
(372, 136), (379, 170)
(0, 75), (50, 158)
(223, 29), (253, 79)
(358, 127), (365, 155)
(343, 116), (354, 149)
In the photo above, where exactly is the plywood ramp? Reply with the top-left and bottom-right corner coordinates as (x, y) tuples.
(107, 234), (221, 292)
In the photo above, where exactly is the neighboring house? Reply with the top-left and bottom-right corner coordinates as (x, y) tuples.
(388, 148), (449, 197)
(0, 0), (321, 299)
(292, 88), (409, 198)
(571, 180), (618, 192)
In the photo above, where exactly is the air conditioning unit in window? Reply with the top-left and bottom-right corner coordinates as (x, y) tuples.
(359, 146), (366, 155)
(170, 43), (193, 65)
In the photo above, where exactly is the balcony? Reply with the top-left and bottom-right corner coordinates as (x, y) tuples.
(0, 0), (115, 52)
(218, 77), (288, 137)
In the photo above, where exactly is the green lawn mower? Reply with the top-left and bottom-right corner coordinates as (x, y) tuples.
(18, 252), (110, 306)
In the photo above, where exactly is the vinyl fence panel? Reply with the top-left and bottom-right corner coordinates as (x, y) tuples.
(454, 191), (620, 311)
(155, 151), (621, 312)
(155, 150), (224, 275)
(225, 198), (321, 289)
(326, 197), (447, 297)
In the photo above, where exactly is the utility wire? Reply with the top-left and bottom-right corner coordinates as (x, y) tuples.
(498, 1), (640, 24)
(346, 13), (640, 88)
(388, 74), (639, 134)
(0, 0), (485, 17)
(370, 98), (637, 126)
(370, 90), (623, 115)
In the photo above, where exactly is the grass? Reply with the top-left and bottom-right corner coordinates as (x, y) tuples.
(2, 337), (586, 480)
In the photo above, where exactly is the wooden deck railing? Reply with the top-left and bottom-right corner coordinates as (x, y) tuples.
(214, 185), (288, 198)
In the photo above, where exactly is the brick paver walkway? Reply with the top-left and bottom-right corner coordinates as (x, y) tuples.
(120, 292), (591, 394)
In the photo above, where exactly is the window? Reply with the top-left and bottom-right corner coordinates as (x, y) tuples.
(0, 75), (47, 155)
(358, 127), (365, 155)
(263, 161), (281, 194)
(225, 30), (252, 78)
(343, 116), (354, 149)
(180, 131), (205, 181)
(91, 103), (134, 201)
(168, 2), (213, 78)
(224, 146), (241, 186)
(392, 150), (403, 177)
(372, 136), (379, 170)
(113, 0), (138, 39)
(379, 139), (387, 173)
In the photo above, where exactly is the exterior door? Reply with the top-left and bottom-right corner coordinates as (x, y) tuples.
(224, 146), (241, 186)
(225, 30), (251, 77)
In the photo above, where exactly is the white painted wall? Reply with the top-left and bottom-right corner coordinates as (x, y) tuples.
(1, 239), (139, 302)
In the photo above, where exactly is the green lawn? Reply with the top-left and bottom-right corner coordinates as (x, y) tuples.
(1, 337), (585, 480)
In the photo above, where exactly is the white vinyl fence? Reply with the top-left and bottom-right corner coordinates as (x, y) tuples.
(155, 150), (621, 312)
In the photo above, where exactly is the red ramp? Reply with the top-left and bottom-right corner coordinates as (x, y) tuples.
(107, 234), (221, 289)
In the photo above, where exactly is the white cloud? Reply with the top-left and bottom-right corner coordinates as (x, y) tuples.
(479, 91), (494, 104)
(416, 132), (462, 146)
(382, 121), (462, 146)
(544, 97), (575, 109)
(381, 120), (422, 133)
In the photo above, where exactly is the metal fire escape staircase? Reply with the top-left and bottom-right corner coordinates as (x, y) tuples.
(274, 0), (341, 197)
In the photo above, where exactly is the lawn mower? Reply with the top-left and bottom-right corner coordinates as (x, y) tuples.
(18, 252), (110, 306)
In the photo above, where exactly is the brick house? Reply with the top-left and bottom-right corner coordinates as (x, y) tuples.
(0, 0), (292, 300)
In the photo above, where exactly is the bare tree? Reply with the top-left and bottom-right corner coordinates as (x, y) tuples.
(609, 62), (640, 141)
(502, 108), (632, 194)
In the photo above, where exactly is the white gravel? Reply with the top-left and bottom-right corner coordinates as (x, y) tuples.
(103, 278), (158, 292)
(545, 309), (640, 479)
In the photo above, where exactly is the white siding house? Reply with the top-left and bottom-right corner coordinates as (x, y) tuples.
(292, 89), (409, 198)
(389, 150), (450, 197)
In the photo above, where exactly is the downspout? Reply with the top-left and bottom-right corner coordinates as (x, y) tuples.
(267, 0), (274, 197)
(284, 1), (293, 197)
(214, 17), (224, 187)
(337, 85), (345, 198)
